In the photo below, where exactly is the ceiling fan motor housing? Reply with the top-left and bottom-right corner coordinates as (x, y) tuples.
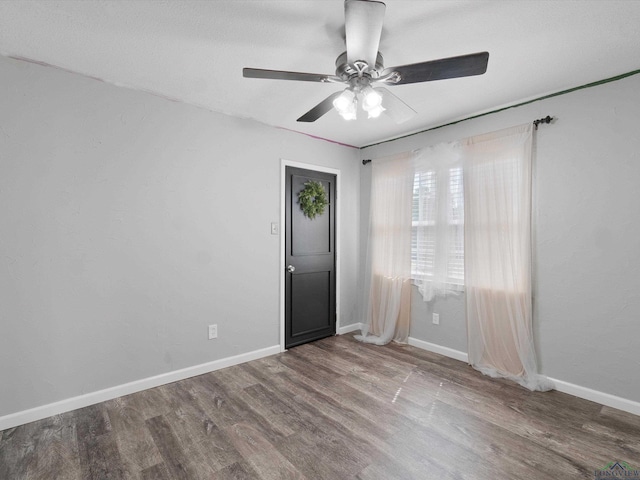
(335, 51), (385, 81)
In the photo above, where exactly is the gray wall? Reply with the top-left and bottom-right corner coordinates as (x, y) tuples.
(0, 55), (360, 417)
(361, 74), (640, 403)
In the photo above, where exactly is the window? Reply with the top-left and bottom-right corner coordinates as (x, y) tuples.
(447, 166), (465, 283)
(411, 166), (464, 291)
(411, 170), (437, 276)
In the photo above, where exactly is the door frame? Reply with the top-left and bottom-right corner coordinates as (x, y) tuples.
(280, 159), (341, 352)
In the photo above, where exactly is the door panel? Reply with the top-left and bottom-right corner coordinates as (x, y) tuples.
(285, 167), (336, 349)
(291, 272), (331, 336)
(291, 176), (332, 255)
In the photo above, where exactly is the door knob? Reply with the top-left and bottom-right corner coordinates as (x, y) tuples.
(287, 265), (296, 273)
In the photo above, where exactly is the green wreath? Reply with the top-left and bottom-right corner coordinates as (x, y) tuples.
(298, 180), (328, 219)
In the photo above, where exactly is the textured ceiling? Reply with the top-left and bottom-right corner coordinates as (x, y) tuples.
(1, 0), (640, 148)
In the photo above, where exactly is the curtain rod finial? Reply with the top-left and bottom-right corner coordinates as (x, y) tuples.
(533, 115), (553, 129)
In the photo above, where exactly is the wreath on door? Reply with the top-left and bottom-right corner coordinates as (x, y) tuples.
(298, 180), (328, 219)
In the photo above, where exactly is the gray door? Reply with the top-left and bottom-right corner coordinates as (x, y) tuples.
(285, 167), (336, 349)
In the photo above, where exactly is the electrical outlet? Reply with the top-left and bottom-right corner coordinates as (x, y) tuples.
(208, 324), (218, 339)
(432, 313), (440, 325)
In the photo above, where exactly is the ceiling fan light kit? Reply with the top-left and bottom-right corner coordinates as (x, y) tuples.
(333, 85), (385, 121)
(243, 0), (489, 124)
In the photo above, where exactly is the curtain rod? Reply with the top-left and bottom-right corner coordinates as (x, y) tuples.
(362, 115), (554, 165)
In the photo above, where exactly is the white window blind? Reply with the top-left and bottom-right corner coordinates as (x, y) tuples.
(412, 144), (465, 301)
(411, 170), (437, 276)
(447, 166), (465, 282)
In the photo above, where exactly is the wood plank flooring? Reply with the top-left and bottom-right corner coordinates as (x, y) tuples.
(2, 334), (639, 479)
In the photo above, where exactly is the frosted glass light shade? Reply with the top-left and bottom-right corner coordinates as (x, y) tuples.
(333, 89), (357, 120)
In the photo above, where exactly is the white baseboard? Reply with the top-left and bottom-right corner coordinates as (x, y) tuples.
(337, 322), (364, 335)
(407, 336), (640, 417)
(408, 337), (469, 363)
(0, 345), (281, 432)
(549, 377), (640, 417)
(4, 337), (639, 431)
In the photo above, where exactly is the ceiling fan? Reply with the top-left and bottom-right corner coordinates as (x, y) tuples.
(243, 0), (489, 124)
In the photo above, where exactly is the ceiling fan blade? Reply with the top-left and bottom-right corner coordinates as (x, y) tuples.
(377, 87), (416, 124)
(243, 68), (337, 83)
(384, 52), (489, 85)
(345, 0), (386, 68)
(297, 91), (343, 122)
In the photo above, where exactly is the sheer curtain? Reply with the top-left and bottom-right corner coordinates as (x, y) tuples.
(412, 143), (465, 301)
(463, 123), (552, 391)
(356, 152), (415, 345)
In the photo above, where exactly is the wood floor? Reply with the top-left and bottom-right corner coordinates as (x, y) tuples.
(2, 334), (639, 479)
